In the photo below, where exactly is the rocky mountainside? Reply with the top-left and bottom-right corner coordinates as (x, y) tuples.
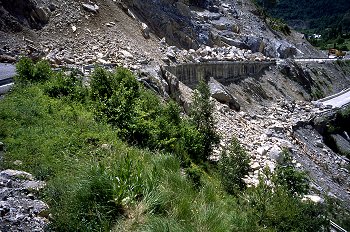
(0, 0), (322, 64)
(1, 0), (350, 229)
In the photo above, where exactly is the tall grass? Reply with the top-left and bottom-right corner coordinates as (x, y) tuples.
(0, 58), (333, 231)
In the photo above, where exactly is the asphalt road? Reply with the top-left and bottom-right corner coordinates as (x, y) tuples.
(0, 63), (16, 81)
(294, 57), (350, 63)
(321, 89), (350, 108)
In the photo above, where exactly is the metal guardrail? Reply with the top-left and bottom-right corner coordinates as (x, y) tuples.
(330, 220), (348, 232)
(0, 83), (14, 95)
(0, 77), (13, 86)
(317, 88), (350, 103)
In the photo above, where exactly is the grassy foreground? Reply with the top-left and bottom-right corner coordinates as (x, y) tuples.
(0, 58), (332, 231)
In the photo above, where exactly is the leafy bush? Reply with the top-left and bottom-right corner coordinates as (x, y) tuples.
(16, 57), (52, 83)
(274, 150), (309, 195)
(340, 45), (349, 51)
(219, 137), (250, 194)
(269, 18), (291, 35)
(91, 67), (140, 131)
(90, 67), (207, 163)
(244, 173), (328, 232)
(44, 71), (88, 102)
(185, 164), (203, 189)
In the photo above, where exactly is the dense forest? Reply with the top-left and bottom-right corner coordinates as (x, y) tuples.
(257, 0), (350, 50)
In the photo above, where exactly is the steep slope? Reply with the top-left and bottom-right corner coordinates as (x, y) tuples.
(125, 0), (321, 58)
(1, 0), (350, 222)
(265, 0), (350, 32)
(0, 0), (166, 68)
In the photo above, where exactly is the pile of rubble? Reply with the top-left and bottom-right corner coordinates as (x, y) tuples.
(213, 97), (350, 202)
(164, 45), (273, 64)
(0, 169), (49, 231)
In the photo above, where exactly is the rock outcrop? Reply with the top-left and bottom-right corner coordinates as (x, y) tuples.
(208, 77), (240, 111)
(0, 0), (51, 32)
(0, 169), (49, 231)
(124, 0), (311, 58)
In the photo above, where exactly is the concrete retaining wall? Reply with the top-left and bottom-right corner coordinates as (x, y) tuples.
(163, 61), (275, 88)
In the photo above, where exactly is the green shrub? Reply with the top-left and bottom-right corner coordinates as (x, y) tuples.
(340, 45), (349, 51)
(190, 80), (220, 162)
(16, 57), (52, 83)
(274, 150), (309, 195)
(185, 164), (203, 189)
(244, 173), (328, 232)
(91, 67), (140, 131)
(44, 71), (88, 102)
(269, 18), (291, 35)
(219, 137), (250, 194)
(179, 122), (205, 163)
(90, 67), (207, 163)
(90, 67), (115, 100)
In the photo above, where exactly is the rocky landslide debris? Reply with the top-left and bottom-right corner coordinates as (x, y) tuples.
(125, 0), (304, 58)
(0, 169), (49, 231)
(212, 97), (350, 205)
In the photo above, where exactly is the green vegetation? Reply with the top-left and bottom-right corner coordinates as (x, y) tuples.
(274, 150), (309, 196)
(190, 80), (220, 162)
(219, 138), (250, 194)
(252, 0), (291, 35)
(255, 0), (350, 50)
(0, 57), (335, 231)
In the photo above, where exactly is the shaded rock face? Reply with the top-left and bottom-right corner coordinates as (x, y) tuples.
(330, 134), (350, 156)
(0, 0), (50, 32)
(314, 109), (350, 159)
(279, 60), (313, 93)
(126, 0), (198, 49)
(208, 77), (240, 111)
(124, 0), (301, 58)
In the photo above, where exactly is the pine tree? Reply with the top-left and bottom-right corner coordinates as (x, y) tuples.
(190, 80), (220, 161)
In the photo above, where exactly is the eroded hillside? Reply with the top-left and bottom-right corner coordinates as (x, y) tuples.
(1, 0), (350, 230)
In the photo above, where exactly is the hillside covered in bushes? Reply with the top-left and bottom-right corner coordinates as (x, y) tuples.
(0, 58), (338, 231)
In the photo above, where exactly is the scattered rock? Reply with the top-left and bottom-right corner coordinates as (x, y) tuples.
(208, 77), (240, 111)
(48, 3), (57, 12)
(302, 195), (324, 203)
(101, 143), (111, 150)
(120, 50), (133, 59)
(315, 139), (324, 148)
(0, 54), (16, 63)
(0, 169), (49, 231)
(82, 3), (99, 13)
(251, 162), (260, 170)
(166, 47), (177, 61)
(257, 146), (268, 156)
(141, 22), (150, 39)
(13, 160), (23, 166)
(0, 170), (33, 181)
(268, 145), (283, 162)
